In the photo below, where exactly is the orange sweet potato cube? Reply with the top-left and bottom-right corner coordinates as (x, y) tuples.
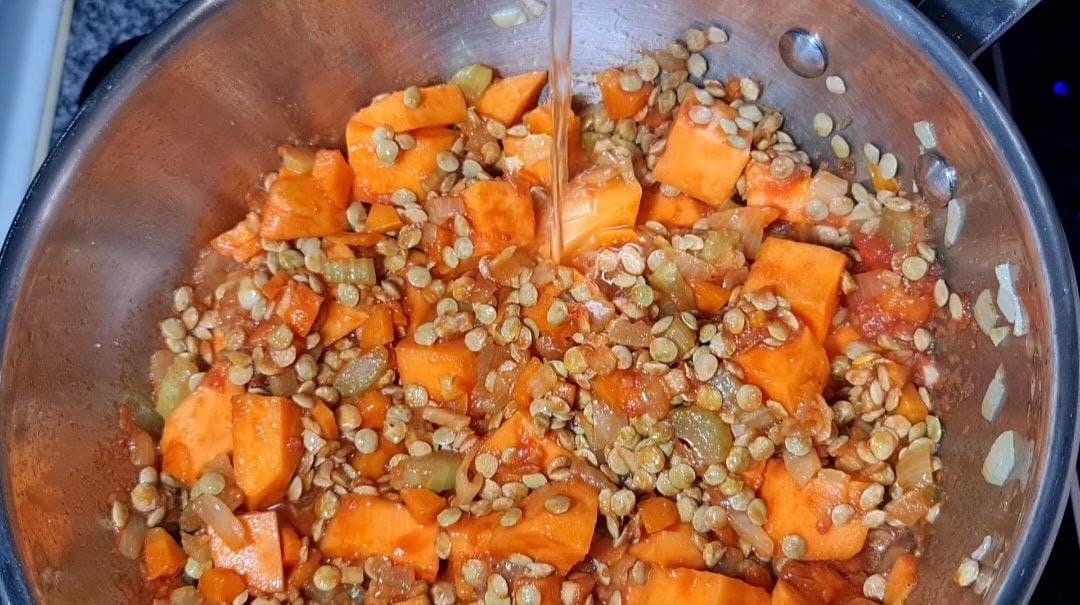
(232, 395), (304, 510)
(652, 98), (750, 207)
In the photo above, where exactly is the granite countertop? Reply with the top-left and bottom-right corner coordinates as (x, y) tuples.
(51, 0), (185, 144)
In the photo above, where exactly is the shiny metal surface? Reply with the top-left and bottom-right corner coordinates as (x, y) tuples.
(918, 0), (1043, 56)
(778, 29), (828, 78)
(0, 0), (1076, 603)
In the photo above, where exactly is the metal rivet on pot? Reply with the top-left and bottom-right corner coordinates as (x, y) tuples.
(779, 29), (828, 78)
(915, 152), (957, 206)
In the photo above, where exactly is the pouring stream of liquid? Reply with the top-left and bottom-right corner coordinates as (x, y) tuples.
(548, 0), (572, 263)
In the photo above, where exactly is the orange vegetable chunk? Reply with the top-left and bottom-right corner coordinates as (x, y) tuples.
(279, 523), (303, 569)
(395, 338), (477, 407)
(597, 68), (653, 120)
(232, 394), (304, 510)
(628, 568), (770, 605)
(652, 98), (750, 206)
(637, 186), (712, 228)
(591, 369), (671, 419)
(479, 411), (571, 479)
(884, 553), (919, 605)
(744, 160), (813, 222)
(356, 303), (396, 348)
(366, 203), (404, 233)
(309, 401), (339, 441)
(896, 383), (929, 424)
(487, 480), (599, 574)
(462, 179), (537, 257)
(347, 124), (457, 201)
(161, 363), (242, 486)
(400, 488), (448, 524)
(319, 301), (368, 346)
(211, 214), (261, 263)
(628, 523), (706, 569)
(475, 71), (549, 126)
(142, 527), (186, 580)
(760, 460), (869, 561)
(637, 497), (680, 534)
(199, 568), (247, 605)
(733, 326), (829, 416)
(743, 237), (848, 341)
(209, 512), (284, 594)
(352, 437), (405, 480)
(319, 494), (438, 581)
(353, 84), (467, 132)
(560, 164), (642, 252)
(688, 280), (731, 316)
(261, 150), (352, 240)
(274, 279), (324, 337)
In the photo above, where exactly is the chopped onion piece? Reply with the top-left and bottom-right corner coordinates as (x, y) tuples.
(490, 6), (528, 28)
(982, 430), (1023, 486)
(783, 450), (821, 487)
(729, 510), (774, 558)
(117, 516), (147, 560)
(944, 198), (965, 248)
(896, 438), (934, 490)
(971, 535), (993, 562)
(995, 262), (1029, 336)
(980, 364), (1007, 422)
(913, 120), (938, 150)
(973, 289), (999, 336)
(989, 326), (1010, 346)
(520, 0), (548, 18)
(192, 494), (247, 550)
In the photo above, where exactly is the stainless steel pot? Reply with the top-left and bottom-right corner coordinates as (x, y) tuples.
(1, 0), (1076, 603)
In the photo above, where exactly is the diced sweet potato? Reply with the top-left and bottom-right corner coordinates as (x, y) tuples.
(310, 402), (339, 441)
(357, 389), (391, 428)
(561, 164), (643, 252)
(400, 488), (447, 524)
(628, 523), (706, 569)
(353, 84), (467, 132)
(142, 527), (186, 580)
(628, 568), (771, 605)
(744, 161), (813, 222)
(480, 411), (571, 479)
(404, 283), (437, 334)
(356, 303), (396, 348)
(211, 214), (262, 263)
(597, 69), (653, 120)
(352, 437), (405, 480)
(501, 105), (586, 187)
(770, 580), (803, 605)
(279, 523), (303, 569)
(688, 280), (731, 316)
(741, 460), (767, 492)
(396, 338), (477, 409)
(347, 124), (457, 201)
(319, 494), (438, 581)
(638, 497), (680, 534)
(447, 512), (500, 599)
(652, 99), (750, 207)
(637, 186), (712, 228)
(884, 553), (918, 605)
(591, 369), (671, 420)
(896, 383), (928, 424)
(324, 231), (385, 247)
(475, 71), (548, 126)
(461, 179), (537, 257)
(823, 322), (861, 359)
(760, 460), (869, 561)
(232, 394), (304, 510)
(742, 237), (848, 342)
(199, 568), (247, 605)
(161, 364), (242, 486)
(274, 279), (324, 337)
(261, 150), (352, 240)
(733, 327), (829, 416)
(366, 203), (405, 233)
(487, 480), (599, 574)
(319, 301), (368, 346)
(326, 241), (354, 260)
(209, 511), (285, 595)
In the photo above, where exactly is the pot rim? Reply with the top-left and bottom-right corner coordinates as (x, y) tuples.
(0, 0), (1076, 602)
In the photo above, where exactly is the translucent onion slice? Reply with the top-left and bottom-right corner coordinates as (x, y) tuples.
(944, 198), (965, 248)
(980, 364), (1007, 422)
(995, 262), (1029, 336)
(192, 494), (247, 550)
(490, 6), (528, 28)
(982, 430), (1023, 486)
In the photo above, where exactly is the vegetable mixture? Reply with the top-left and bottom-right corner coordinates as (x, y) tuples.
(117, 25), (945, 605)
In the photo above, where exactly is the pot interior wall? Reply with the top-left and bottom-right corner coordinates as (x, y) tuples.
(1, 0), (1063, 602)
